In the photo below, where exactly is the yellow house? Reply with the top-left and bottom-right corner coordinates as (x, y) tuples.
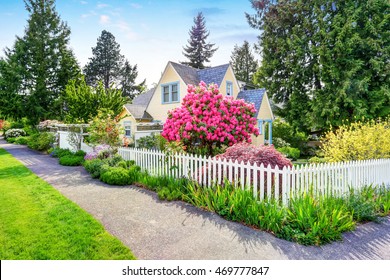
(144, 61), (274, 145)
(118, 88), (163, 145)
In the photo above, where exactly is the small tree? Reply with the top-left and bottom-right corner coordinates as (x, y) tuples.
(162, 82), (259, 156)
(182, 12), (218, 69)
(88, 110), (123, 149)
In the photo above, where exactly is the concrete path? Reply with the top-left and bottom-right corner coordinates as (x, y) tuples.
(1, 140), (389, 260)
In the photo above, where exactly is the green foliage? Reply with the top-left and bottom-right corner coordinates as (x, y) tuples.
(63, 77), (128, 123)
(120, 60), (146, 100)
(230, 40), (258, 84)
(100, 167), (131, 186)
(247, 0), (390, 132)
(88, 110), (123, 147)
(50, 147), (72, 158)
(272, 118), (308, 152)
(308, 157), (326, 164)
(83, 159), (106, 179)
(0, 0), (80, 123)
(137, 133), (167, 150)
(14, 136), (29, 145)
(182, 12), (218, 69)
(321, 119), (390, 162)
(59, 155), (84, 166)
(6, 137), (16, 143)
(277, 147), (301, 161)
(27, 132), (55, 151)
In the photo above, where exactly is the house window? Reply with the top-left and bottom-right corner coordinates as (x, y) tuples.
(226, 81), (233, 96)
(161, 82), (180, 104)
(124, 121), (132, 137)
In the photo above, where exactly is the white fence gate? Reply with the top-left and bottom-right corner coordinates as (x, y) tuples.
(118, 147), (390, 205)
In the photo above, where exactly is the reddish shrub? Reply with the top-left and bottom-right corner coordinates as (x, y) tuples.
(199, 143), (292, 198)
(216, 143), (292, 168)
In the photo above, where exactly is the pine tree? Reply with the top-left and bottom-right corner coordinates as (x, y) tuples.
(0, 0), (80, 123)
(230, 41), (258, 84)
(247, 0), (390, 132)
(84, 30), (124, 89)
(120, 60), (146, 100)
(182, 12), (218, 69)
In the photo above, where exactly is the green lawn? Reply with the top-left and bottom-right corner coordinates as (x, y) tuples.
(0, 148), (136, 260)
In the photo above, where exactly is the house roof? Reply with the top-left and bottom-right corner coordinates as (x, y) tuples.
(170, 61), (230, 87)
(132, 88), (155, 106)
(124, 104), (153, 120)
(237, 89), (266, 115)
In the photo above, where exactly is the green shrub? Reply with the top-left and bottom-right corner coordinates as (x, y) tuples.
(50, 147), (72, 158)
(277, 147), (301, 160)
(74, 150), (86, 157)
(27, 132), (55, 151)
(100, 167), (131, 186)
(272, 118), (308, 153)
(59, 155), (84, 166)
(308, 156), (326, 164)
(14, 136), (29, 145)
(6, 137), (16, 143)
(83, 159), (106, 178)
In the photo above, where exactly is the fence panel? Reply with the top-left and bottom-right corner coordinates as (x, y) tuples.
(118, 147), (390, 205)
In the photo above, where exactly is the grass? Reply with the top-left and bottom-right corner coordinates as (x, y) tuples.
(0, 148), (136, 260)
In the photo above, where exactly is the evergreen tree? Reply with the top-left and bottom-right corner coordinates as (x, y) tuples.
(120, 60), (146, 100)
(247, 0), (390, 132)
(182, 12), (218, 69)
(230, 41), (258, 84)
(84, 30), (124, 89)
(0, 0), (80, 123)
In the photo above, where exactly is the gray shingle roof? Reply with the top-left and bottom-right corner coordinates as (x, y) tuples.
(132, 88), (155, 106)
(237, 89), (266, 115)
(124, 104), (153, 120)
(170, 62), (230, 87)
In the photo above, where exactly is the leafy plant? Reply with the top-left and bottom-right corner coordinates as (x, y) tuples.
(6, 137), (16, 143)
(14, 136), (29, 145)
(50, 147), (72, 158)
(277, 147), (300, 161)
(59, 155), (84, 166)
(4, 128), (26, 139)
(88, 110), (123, 148)
(100, 167), (131, 186)
(27, 132), (55, 152)
(321, 119), (390, 162)
(83, 159), (106, 178)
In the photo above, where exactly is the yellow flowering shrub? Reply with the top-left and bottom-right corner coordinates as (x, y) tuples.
(321, 119), (390, 162)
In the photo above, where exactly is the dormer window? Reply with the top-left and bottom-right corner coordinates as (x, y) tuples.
(161, 82), (180, 104)
(226, 81), (233, 96)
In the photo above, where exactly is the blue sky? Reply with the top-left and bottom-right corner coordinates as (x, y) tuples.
(0, 0), (259, 87)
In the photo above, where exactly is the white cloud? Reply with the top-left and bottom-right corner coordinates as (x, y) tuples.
(99, 15), (110, 24)
(80, 1), (88, 5)
(130, 3), (142, 9)
(115, 20), (138, 40)
(97, 3), (109, 9)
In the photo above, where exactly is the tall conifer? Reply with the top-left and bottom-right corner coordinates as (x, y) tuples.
(182, 12), (218, 69)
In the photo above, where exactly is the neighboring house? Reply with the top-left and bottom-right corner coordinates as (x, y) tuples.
(120, 61), (274, 146)
(118, 88), (163, 145)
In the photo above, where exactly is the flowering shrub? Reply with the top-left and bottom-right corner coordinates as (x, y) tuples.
(162, 82), (259, 156)
(84, 144), (111, 160)
(321, 119), (390, 162)
(4, 128), (26, 139)
(38, 120), (63, 130)
(88, 110), (123, 148)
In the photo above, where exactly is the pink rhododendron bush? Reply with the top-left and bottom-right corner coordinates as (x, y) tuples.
(162, 82), (259, 156)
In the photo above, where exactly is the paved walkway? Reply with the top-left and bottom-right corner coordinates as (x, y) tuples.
(1, 140), (390, 259)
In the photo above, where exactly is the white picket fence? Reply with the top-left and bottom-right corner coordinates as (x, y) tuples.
(118, 147), (390, 205)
